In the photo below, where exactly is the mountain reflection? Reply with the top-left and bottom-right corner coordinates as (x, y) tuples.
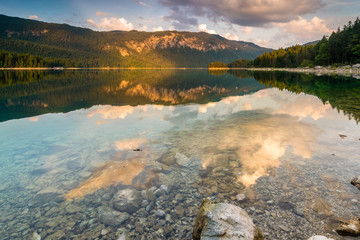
(0, 69), (263, 122)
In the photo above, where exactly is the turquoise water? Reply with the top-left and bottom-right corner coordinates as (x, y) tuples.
(0, 70), (359, 239)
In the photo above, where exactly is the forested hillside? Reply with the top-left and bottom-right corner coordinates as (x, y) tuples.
(229, 17), (360, 68)
(0, 14), (269, 68)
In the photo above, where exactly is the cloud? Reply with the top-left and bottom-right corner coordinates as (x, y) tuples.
(29, 15), (39, 20)
(254, 39), (270, 48)
(162, 7), (198, 30)
(198, 24), (216, 34)
(276, 16), (333, 42)
(139, 24), (148, 31)
(242, 26), (253, 34)
(96, 11), (111, 17)
(152, 26), (164, 31)
(86, 17), (134, 31)
(159, 0), (326, 27)
(133, 0), (150, 7)
(224, 33), (240, 41)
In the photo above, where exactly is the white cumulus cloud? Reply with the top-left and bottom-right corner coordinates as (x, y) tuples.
(86, 17), (134, 31)
(198, 24), (216, 34)
(138, 25), (148, 31)
(152, 26), (164, 31)
(242, 26), (253, 34)
(29, 15), (39, 20)
(276, 16), (333, 42)
(224, 33), (240, 41)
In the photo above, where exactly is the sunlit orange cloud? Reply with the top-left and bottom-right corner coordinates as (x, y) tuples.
(87, 105), (134, 119)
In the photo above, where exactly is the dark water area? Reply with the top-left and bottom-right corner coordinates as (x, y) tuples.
(0, 69), (359, 239)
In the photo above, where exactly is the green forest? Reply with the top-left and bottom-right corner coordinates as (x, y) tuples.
(227, 17), (360, 68)
(0, 50), (77, 68)
(251, 17), (360, 68)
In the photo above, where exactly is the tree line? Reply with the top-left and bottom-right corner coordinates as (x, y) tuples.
(0, 50), (76, 68)
(231, 17), (360, 68)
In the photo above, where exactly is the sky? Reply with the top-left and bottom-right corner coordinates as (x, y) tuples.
(0, 0), (359, 49)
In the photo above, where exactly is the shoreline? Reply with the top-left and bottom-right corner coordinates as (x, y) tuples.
(0, 67), (208, 70)
(1, 66), (360, 78)
(234, 66), (360, 78)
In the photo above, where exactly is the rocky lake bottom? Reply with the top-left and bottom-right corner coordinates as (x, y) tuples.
(0, 70), (360, 240)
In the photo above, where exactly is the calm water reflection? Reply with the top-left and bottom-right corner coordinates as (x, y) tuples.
(0, 70), (359, 239)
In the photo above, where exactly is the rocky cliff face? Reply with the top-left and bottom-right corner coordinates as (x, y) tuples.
(104, 33), (234, 56)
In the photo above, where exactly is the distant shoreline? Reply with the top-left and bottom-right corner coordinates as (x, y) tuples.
(237, 66), (360, 78)
(0, 67), (208, 70)
(1, 66), (360, 78)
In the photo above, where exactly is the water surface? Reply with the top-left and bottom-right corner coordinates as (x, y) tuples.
(0, 70), (359, 239)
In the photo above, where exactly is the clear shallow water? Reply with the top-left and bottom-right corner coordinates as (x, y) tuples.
(0, 70), (360, 239)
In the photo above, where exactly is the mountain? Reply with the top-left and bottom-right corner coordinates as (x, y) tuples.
(302, 40), (319, 46)
(0, 14), (270, 68)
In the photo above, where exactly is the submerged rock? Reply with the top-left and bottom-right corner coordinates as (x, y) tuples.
(193, 199), (263, 240)
(336, 217), (360, 236)
(175, 152), (191, 167)
(351, 177), (360, 190)
(112, 189), (142, 213)
(236, 194), (245, 201)
(31, 232), (41, 240)
(307, 236), (334, 240)
(98, 206), (129, 226)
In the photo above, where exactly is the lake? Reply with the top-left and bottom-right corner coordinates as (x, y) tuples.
(0, 69), (359, 239)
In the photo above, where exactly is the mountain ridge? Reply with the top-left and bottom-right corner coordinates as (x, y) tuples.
(0, 14), (271, 68)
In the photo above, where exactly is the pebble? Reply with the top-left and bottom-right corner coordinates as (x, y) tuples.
(155, 209), (166, 218)
(31, 232), (41, 240)
(279, 225), (290, 232)
(236, 194), (245, 201)
(101, 229), (108, 235)
(294, 207), (305, 217)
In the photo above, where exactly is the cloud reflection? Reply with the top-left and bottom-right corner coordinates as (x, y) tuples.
(87, 105), (134, 119)
(274, 94), (332, 120)
(65, 157), (146, 201)
(65, 138), (152, 201)
(190, 113), (319, 187)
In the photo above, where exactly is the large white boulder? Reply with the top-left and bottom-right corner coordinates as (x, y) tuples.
(112, 189), (142, 213)
(307, 236), (334, 240)
(193, 199), (263, 240)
